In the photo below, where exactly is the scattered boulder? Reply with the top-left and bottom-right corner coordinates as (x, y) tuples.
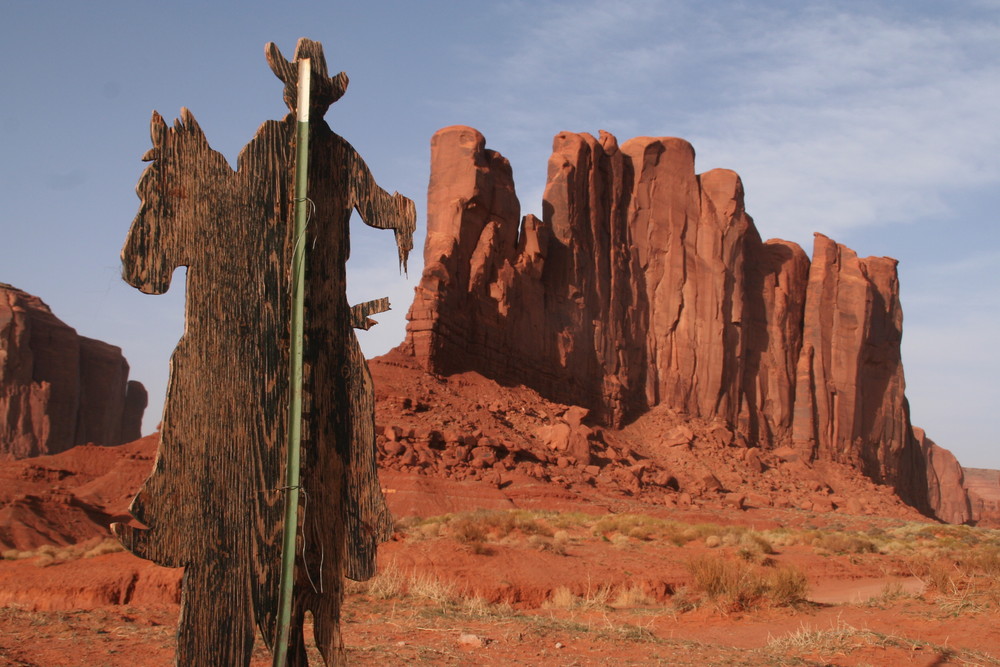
(457, 633), (488, 648)
(772, 447), (801, 464)
(663, 426), (693, 448)
(744, 449), (764, 474)
(724, 493), (746, 510)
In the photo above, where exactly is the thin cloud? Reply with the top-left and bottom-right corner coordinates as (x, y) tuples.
(429, 1), (999, 468)
(449, 1), (999, 246)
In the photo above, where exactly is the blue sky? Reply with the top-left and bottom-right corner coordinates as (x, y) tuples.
(2, 1), (998, 468)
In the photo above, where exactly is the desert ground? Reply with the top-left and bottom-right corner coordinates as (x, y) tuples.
(3, 355), (999, 666)
(3, 500), (1000, 666)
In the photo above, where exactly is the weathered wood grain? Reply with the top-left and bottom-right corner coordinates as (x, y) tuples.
(111, 38), (415, 666)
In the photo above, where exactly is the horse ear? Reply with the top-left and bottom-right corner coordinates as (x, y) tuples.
(179, 108), (205, 141)
(265, 41), (295, 87)
(150, 111), (168, 150)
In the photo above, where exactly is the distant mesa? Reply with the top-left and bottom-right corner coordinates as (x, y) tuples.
(399, 125), (970, 524)
(963, 466), (1000, 527)
(0, 283), (146, 459)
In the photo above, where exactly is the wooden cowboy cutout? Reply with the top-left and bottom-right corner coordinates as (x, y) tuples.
(112, 38), (415, 665)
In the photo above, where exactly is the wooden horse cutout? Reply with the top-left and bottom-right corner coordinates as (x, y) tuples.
(111, 38), (415, 665)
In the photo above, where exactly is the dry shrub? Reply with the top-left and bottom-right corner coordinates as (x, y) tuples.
(764, 530), (796, 548)
(737, 532), (776, 564)
(596, 619), (658, 643)
(450, 517), (489, 544)
(688, 555), (767, 612)
(593, 514), (660, 542)
(687, 523), (732, 541)
(528, 534), (567, 556)
(912, 558), (957, 593)
(768, 566), (809, 607)
(407, 572), (457, 604)
(584, 584), (613, 608)
(680, 527), (701, 543)
(959, 546), (1000, 578)
(647, 522), (689, 546)
(460, 595), (514, 618)
(350, 563), (509, 615)
(610, 534), (631, 549)
(351, 564), (458, 603)
(415, 522), (441, 540)
(83, 539), (125, 558)
(543, 583), (614, 610)
(612, 584), (655, 608)
(741, 532), (775, 555)
(361, 563), (408, 599)
(914, 546), (1000, 613)
(862, 580), (908, 608)
(812, 532), (877, 555)
(507, 510), (555, 537)
(544, 586), (578, 609)
(548, 511), (592, 530)
(765, 620), (890, 655)
(3, 537), (125, 566)
(34, 554), (55, 568)
(670, 585), (696, 613)
(446, 510), (553, 547)
(687, 555), (808, 612)
(704, 535), (722, 548)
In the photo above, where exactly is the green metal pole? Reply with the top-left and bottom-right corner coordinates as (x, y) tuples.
(273, 56), (310, 667)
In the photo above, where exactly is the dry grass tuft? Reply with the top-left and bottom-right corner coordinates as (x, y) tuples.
(542, 583), (614, 610)
(760, 619), (999, 665)
(768, 566), (810, 607)
(612, 584), (655, 608)
(0, 538), (124, 566)
(810, 532), (878, 555)
(687, 555), (808, 612)
(544, 585), (578, 609)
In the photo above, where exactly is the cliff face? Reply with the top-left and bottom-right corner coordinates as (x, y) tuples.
(963, 467), (1000, 527)
(790, 235), (932, 509)
(406, 128), (764, 428)
(0, 284), (146, 459)
(402, 126), (968, 522)
(912, 427), (972, 524)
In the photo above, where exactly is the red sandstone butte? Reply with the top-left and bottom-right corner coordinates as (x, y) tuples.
(401, 126), (969, 523)
(0, 284), (146, 459)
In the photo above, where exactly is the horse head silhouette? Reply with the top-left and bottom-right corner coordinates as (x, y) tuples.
(122, 108), (234, 295)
